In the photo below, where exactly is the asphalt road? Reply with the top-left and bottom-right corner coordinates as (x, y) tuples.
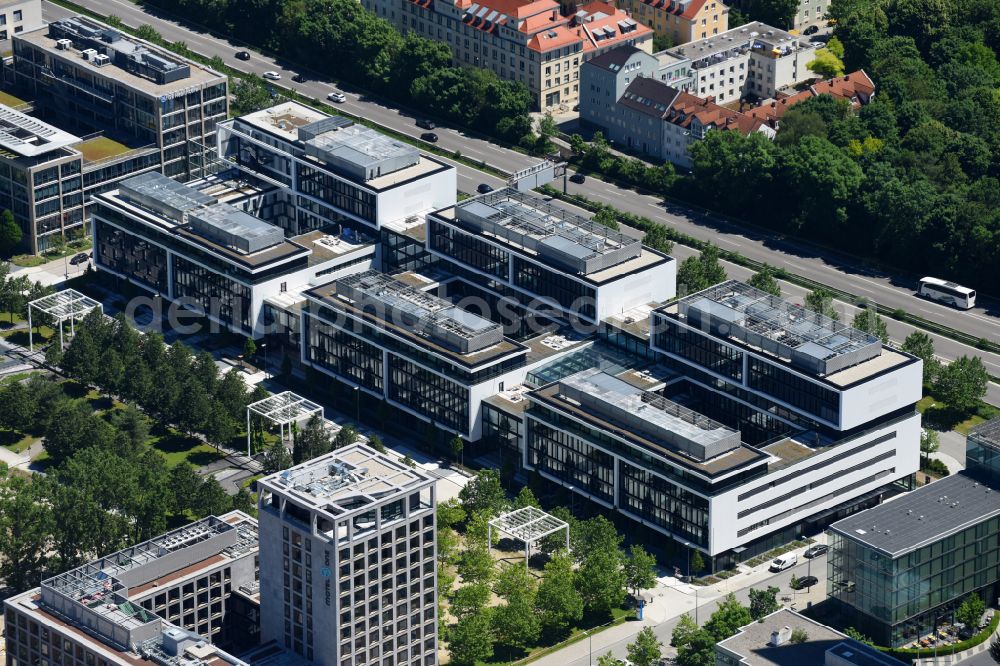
(40, 0), (1000, 392)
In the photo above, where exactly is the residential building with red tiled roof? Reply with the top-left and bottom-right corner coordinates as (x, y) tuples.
(617, 0), (728, 45)
(361, 0), (653, 110)
(745, 70), (875, 127)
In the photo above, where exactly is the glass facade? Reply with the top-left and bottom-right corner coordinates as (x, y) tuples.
(967, 430), (1000, 486)
(527, 419), (616, 504)
(620, 460), (709, 548)
(388, 354), (470, 434)
(305, 316), (384, 392)
(748, 357), (840, 424)
(653, 318), (743, 381)
(829, 517), (1000, 646)
(94, 218), (169, 293)
(512, 257), (597, 320)
(297, 164), (375, 223)
(380, 228), (436, 273)
(172, 254), (252, 333)
(429, 221), (509, 278)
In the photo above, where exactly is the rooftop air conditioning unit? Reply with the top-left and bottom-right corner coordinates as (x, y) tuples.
(81, 48), (98, 60)
(56, 39), (73, 50)
(92, 54), (111, 67)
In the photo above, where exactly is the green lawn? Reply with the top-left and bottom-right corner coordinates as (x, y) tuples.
(478, 607), (633, 665)
(9, 254), (48, 267)
(0, 371), (36, 385)
(0, 429), (39, 454)
(150, 428), (224, 468)
(918, 395), (999, 434)
(0, 326), (55, 346)
(0, 312), (25, 328)
(76, 136), (133, 162)
(0, 91), (27, 107)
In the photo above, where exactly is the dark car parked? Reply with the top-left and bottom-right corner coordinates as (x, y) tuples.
(292, 73), (306, 83)
(420, 132), (439, 143)
(569, 173), (586, 184)
(235, 50), (251, 60)
(70, 253), (89, 265)
(477, 183), (494, 194)
(416, 119), (436, 130)
(803, 25), (820, 35)
(792, 575), (819, 589)
(804, 544), (828, 558)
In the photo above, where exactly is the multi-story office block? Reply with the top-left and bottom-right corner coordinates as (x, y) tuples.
(12, 16), (227, 181)
(3, 512), (258, 666)
(828, 418), (1000, 647)
(0, 0), (42, 41)
(302, 270), (544, 440)
(617, 0), (728, 45)
(426, 187), (675, 326)
(91, 172), (375, 337)
(216, 102), (455, 237)
(506, 281), (922, 568)
(256, 445), (437, 666)
(0, 103), (161, 253)
(666, 22), (815, 102)
(361, 0), (652, 111)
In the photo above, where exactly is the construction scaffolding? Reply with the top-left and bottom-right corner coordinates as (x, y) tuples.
(27, 288), (103, 352)
(488, 506), (570, 568)
(246, 391), (324, 456)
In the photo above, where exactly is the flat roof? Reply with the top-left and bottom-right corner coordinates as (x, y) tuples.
(529, 375), (768, 479)
(259, 444), (433, 512)
(450, 188), (643, 276)
(668, 21), (802, 64)
(17, 19), (223, 97)
(306, 272), (527, 367)
(716, 608), (905, 666)
(969, 418), (1000, 450)
(0, 104), (80, 157)
(232, 102), (449, 189)
(669, 281), (883, 377)
(830, 473), (1000, 557)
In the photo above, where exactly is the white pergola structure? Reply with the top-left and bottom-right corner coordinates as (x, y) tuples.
(27, 289), (103, 352)
(246, 391), (324, 456)
(488, 506), (570, 568)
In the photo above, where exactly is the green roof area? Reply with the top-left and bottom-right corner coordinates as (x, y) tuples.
(0, 91), (27, 108)
(76, 136), (133, 163)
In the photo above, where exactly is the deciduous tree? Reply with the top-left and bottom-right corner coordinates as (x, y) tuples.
(748, 586), (781, 620)
(537, 551), (583, 638)
(624, 544), (658, 596)
(934, 356), (989, 413)
(626, 627), (662, 666)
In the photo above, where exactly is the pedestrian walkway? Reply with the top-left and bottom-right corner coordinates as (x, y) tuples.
(914, 617), (1000, 665)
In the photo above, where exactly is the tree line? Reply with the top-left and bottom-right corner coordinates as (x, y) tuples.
(0, 375), (255, 593)
(138, 0), (536, 144)
(569, 0), (999, 290)
(439, 470), (659, 664)
(50, 310), (264, 449)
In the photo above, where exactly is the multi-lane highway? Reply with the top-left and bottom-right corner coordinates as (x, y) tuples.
(41, 0), (1000, 394)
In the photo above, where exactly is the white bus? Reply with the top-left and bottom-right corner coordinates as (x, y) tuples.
(918, 277), (976, 309)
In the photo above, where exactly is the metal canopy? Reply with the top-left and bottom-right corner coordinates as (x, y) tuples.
(246, 391), (324, 456)
(488, 506), (570, 567)
(27, 288), (104, 352)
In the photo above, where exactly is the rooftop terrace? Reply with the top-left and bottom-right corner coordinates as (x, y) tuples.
(672, 281), (882, 376)
(667, 21), (804, 65)
(451, 188), (643, 275)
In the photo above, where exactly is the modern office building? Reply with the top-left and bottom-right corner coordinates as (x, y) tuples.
(361, 0), (653, 111)
(256, 445), (438, 666)
(0, 0), (42, 42)
(501, 281), (922, 567)
(90, 171), (375, 337)
(426, 187), (676, 326)
(665, 22), (816, 101)
(715, 608), (906, 666)
(3, 512), (258, 666)
(617, 0), (728, 45)
(828, 418), (1000, 647)
(0, 103), (161, 253)
(11, 15), (227, 181)
(300, 269), (568, 440)
(216, 102), (455, 237)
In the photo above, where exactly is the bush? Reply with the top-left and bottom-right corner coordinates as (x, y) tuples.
(921, 458), (950, 477)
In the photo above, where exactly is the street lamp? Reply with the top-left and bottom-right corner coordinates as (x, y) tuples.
(260, 342), (268, 380)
